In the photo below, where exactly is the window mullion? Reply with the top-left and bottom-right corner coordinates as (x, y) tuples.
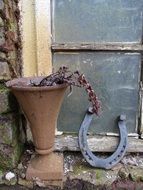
(52, 43), (143, 52)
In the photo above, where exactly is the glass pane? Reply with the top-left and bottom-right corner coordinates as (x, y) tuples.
(53, 52), (141, 134)
(52, 0), (143, 43)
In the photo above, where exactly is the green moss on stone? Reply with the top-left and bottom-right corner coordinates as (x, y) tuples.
(13, 142), (24, 165)
(0, 126), (11, 144)
(0, 84), (7, 91)
(0, 86), (19, 114)
(0, 151), (13, 170)
(0, 113), (24, 170)
(73, 163), (104, 178)
(73, 164), (91, 175)
(128, 167), (143, 182)
(96, 169), (104, 180)
(0, 142), (23, 170)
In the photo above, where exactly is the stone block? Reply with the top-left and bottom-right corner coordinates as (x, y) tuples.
(0, 143), (23, 169)
(18, 178), (34, 189)
(0, 87), (18, 114)
(128, 167), (143, 182)
(0, 27), (5, 46)
(0, 114), (24, 169)
(0, 88), (9, 114)
(0, 0), (4, 10)
(0, 114), (18, 145)
(0, 17), (4, 27)
(0, 62), (11, 80)
(0, 52), (6, 59)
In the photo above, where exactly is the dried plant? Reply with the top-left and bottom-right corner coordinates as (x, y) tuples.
(30, 66), (101, 115)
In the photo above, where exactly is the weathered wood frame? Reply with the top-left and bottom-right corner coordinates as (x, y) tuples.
(55, 135), (143, 153)
(52, 43), (143, 52)
(21, 0), (143, 152)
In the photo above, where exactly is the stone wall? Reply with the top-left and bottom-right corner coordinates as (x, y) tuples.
(0, 0), (23, 170)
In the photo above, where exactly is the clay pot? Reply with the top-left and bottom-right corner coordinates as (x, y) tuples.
(6, 77), (67, 183)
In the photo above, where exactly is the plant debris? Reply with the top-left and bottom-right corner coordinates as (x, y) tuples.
(30, 66), (101, 115)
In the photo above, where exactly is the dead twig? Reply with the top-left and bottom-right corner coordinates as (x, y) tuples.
(30, 66), (101, 115)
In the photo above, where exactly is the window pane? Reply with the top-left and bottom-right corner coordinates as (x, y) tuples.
(52, 0), (143, 43)
(53, 52), (141, 134)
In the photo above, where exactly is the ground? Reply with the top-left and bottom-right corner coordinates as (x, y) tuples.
(1, 146), (143, 189)
(1, 179), (143, 190)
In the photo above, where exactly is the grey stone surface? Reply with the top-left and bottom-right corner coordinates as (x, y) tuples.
(0, 17), (4, 27)
(1, 152), (143, 189)
(0, 114), (18, 145)
(0, 0), (4, 10)
(0, 52), (6, 59)
(0, 89), (10, 114)
(18, 179), (34, 189)
(64, 153), (143, 186)
(0, 114), (23, 169)
(0, 62), (11, 80)
(0, 0), (22, 171)
(0, 88), (18, 114)
(0, 27), (5, 46)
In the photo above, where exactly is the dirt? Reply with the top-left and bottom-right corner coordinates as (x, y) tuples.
(1, 179), (143, 190)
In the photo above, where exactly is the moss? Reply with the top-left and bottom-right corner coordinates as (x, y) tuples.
(0, 151), (13, 170)
(0, 142), (23, 170)
(0, 87), (19, 114)
(0, 83), (7, 91)
(72, 162), (116, 185)
(128, 167), (143, 182)
(74, 165), (104, 180)
(12, 115), (24, 167)
(0, 114), (19, 145)
(73, 164), (91, 175)
(3, 0), (9, 5)
(13, 142), (24, 168)
(96, 169), (104, 180)
(8, 22), (16, 31)
(0, 170), (4, 177)
(73, 160), (103, 177)
(0, 126), (11, 144)
(0, 112), (25, 170)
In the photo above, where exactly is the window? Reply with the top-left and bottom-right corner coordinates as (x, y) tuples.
(51, 0), (143, 135)
(21, 0), (143, 137)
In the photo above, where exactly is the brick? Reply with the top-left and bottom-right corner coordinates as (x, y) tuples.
(0, 62), (11, 80)
(0, 88), (18, 114)
(0, 114), (24, 169)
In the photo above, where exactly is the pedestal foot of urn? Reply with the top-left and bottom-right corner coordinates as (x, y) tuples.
(26, 152), (63, 182)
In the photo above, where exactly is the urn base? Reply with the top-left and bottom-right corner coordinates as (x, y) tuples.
(26, 152), (63, 183)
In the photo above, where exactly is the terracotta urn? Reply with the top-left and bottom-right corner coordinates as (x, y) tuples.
(6, 77), (67, 183)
